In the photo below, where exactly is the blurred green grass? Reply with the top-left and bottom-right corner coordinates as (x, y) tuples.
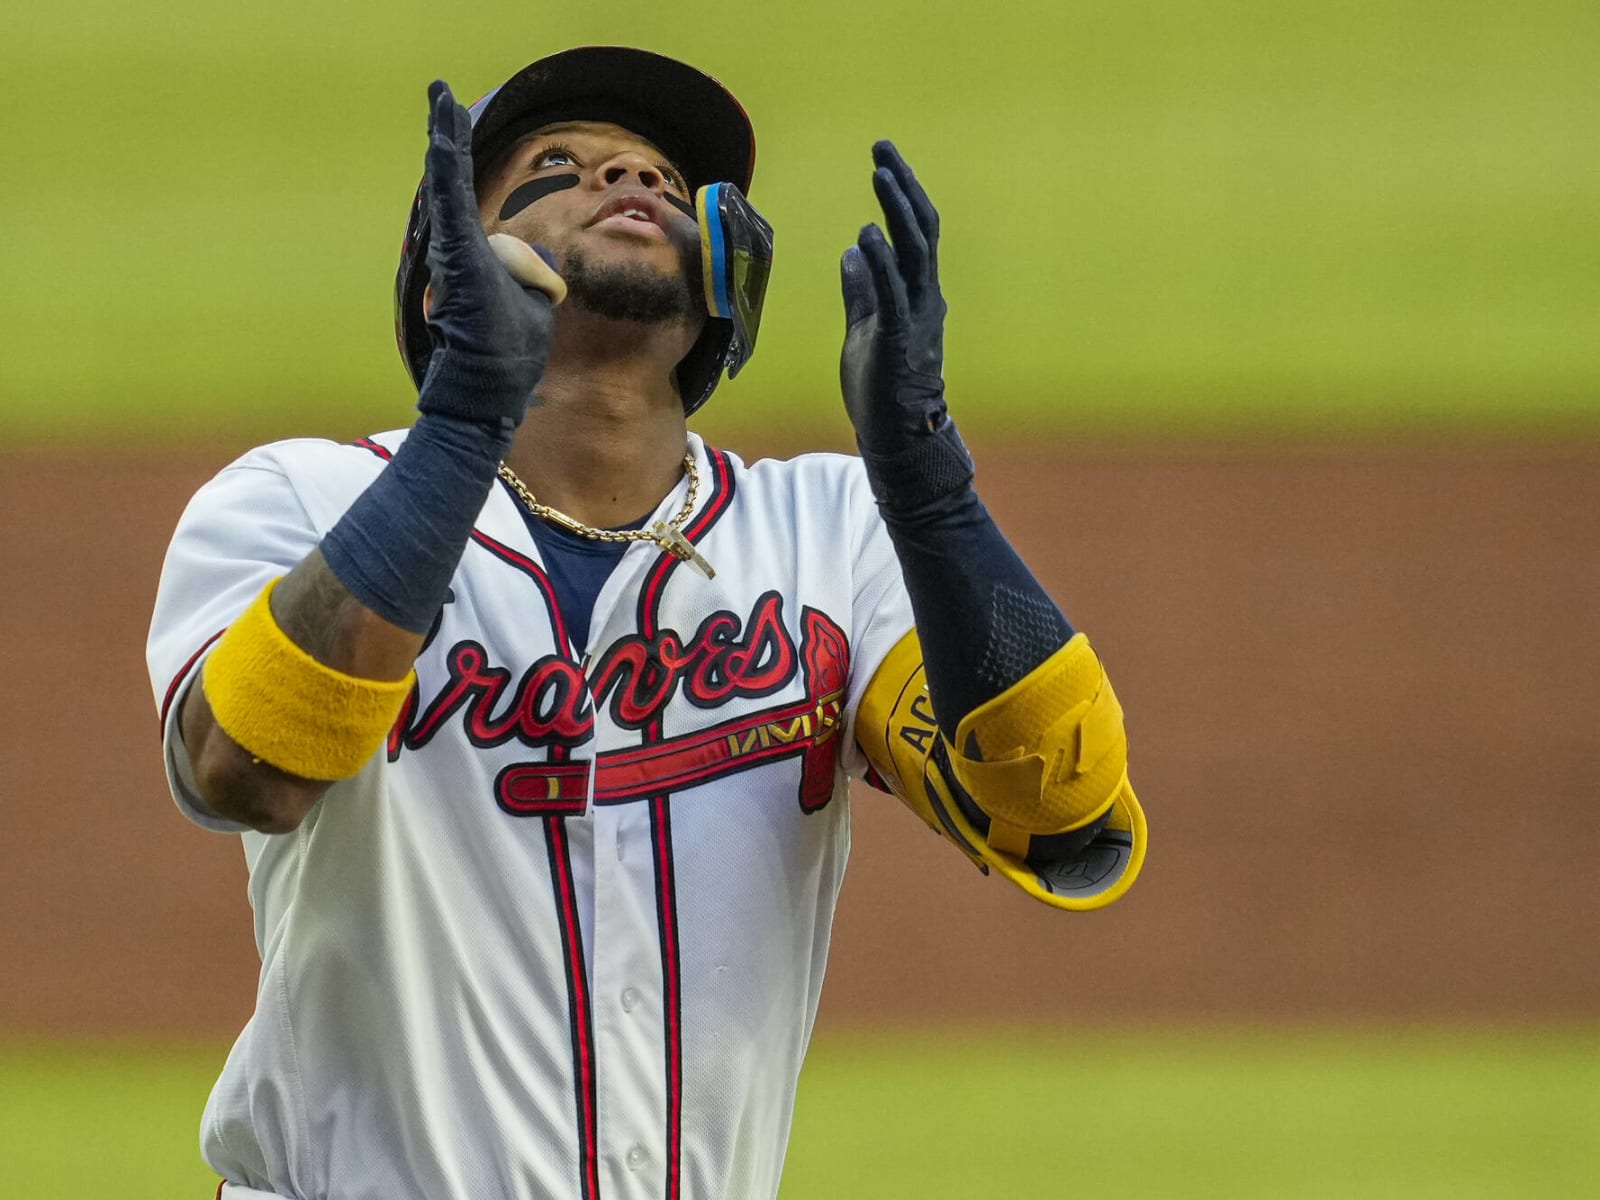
(5, 1), (1597, 445)
(787, 1028), (1600, 1197)
(0, 1039), (222, 1199)
(4, 1028), (1598, 1198)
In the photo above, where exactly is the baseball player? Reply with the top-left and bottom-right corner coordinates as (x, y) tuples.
(146, 46), (1146, 1200)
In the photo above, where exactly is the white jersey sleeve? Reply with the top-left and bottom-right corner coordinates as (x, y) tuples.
(145, 438), (384, 831)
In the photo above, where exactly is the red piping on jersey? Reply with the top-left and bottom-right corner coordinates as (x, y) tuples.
(469, 529), (576, 656)
(158, 628), (227, 734)
(495, 477), (595, 1194)
(351, 436), (394, 462)
(355, 428), (604, 1190)
(357, 431), (603, 1189)
(632, 445), (734, 1200)
(650, 794), (683, 1200)
(544, 815), (600, 1200)
(635, 447), (735, 637)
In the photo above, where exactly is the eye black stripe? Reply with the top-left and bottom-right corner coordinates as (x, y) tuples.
(498, 173), (580, 221)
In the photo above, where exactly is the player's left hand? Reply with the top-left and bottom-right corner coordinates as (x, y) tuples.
(839, 141), (949, 458)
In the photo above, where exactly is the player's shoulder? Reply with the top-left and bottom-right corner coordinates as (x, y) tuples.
(727, 447), (863, 479)
(714, 443), (871, 506)
(218, 429), (407, 478)
(190, 430), (408, 530)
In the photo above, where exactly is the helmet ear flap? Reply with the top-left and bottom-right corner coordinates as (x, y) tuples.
(676, 181), (771, 416)
(676, 319), (736, 416)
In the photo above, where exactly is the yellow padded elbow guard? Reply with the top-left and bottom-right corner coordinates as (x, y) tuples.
(201, 579), (415, 781)
(948, 632), (1126, 856)
(856, 629), (1146, 911)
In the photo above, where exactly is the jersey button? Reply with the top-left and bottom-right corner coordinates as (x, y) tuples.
(620, 987), (640, 1012)
(625, 1144), (648, 1171)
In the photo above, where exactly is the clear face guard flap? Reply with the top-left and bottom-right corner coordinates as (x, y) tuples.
(696, 182), (773, 377)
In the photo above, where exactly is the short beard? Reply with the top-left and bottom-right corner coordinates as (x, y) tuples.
(561, 245), (695, 324)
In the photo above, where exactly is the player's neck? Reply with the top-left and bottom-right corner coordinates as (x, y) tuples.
(505, 370), (691, 531)
(499, 307), (700, 529)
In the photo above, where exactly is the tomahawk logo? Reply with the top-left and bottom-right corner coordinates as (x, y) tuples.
(388, 594), (851, 813)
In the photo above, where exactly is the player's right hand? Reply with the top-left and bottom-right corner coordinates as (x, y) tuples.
(838, 142), (973, 512)
(418, 80), (563, 427)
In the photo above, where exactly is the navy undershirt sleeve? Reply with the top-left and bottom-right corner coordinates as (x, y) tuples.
(876, 475), (1075, 742)
(321, 414), (513, 633)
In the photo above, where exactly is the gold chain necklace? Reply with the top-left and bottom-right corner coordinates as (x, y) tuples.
(497, 452), (716, 579)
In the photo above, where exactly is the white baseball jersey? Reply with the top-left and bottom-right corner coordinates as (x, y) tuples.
(146, 430), (915, 1200)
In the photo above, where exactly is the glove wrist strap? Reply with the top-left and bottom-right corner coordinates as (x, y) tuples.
(417, 347), (543, 429)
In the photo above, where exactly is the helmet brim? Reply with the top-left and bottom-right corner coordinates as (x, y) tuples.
(470, 46), (754, 195)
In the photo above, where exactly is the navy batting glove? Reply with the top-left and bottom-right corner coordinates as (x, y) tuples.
(839, 142), (973, 511)
(418, 80), (559, 429)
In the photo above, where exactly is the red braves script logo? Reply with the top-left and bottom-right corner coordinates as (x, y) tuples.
(388, 593), (850, 813)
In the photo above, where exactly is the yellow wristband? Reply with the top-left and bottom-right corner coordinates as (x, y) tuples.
(201, 579), (416, 781)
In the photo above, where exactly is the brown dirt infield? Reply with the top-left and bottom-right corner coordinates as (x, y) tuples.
(2, 440), (1597, 1038)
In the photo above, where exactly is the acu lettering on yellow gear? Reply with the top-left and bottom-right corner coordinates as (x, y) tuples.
(855, 628), (1147, 911)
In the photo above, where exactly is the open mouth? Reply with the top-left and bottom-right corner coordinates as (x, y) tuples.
(587, 193), (671, 238)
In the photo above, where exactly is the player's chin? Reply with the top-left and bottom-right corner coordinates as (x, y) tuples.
(581, 225), (683, 267)
(562, 244), (698, 326)
(586, 235), (698, 291)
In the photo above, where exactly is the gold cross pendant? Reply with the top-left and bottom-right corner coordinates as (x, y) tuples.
(651, 521), (716, 579)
